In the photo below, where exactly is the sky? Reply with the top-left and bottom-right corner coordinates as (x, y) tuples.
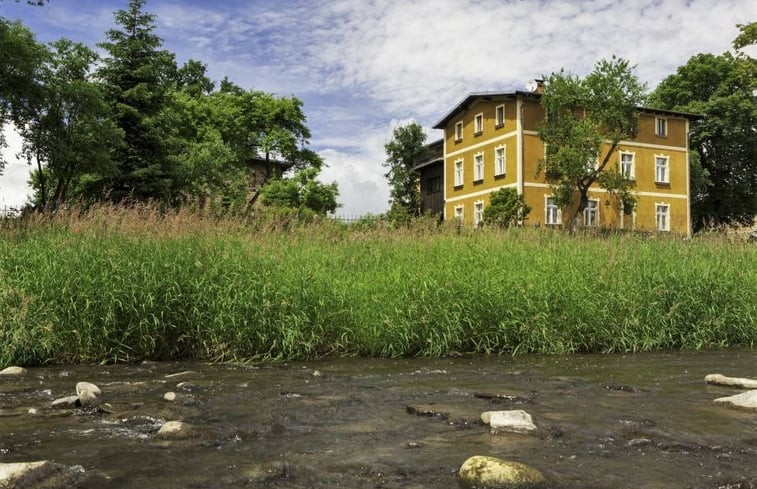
(1, 0), (755, 215)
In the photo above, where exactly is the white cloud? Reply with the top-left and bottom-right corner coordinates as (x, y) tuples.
(0, 124), (33, 210)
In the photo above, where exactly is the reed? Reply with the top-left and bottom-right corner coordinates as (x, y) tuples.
(1, 205), (754, 365)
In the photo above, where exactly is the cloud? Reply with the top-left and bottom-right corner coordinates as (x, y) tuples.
(0, 125), (33, 209)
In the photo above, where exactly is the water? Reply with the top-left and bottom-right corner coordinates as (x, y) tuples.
(1, 350), (755, 488)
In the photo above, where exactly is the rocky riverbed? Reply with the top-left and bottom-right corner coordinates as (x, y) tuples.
(1, 350), (755, 488)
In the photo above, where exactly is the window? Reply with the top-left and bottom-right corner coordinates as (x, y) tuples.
(495, 146), (506, 176)
(473, 152), (484, 181)
(454, 205), (464, 224)
(455, 121), (463, 141)
(426, 176), (441, 194)
(546, 197), (561, 225)
(474, 201), (484, 228)
(620, 152), (635, 179)
(495, 104), (505, 126)
(655, 155), (669, 183)
(584, 199), (598, 227)
(656, 203), (670, 232)
(454, 159), (464, 186)
(655, 117), (667, 137)
(474, 113), (483, 135)
(586, 156), (599, 173)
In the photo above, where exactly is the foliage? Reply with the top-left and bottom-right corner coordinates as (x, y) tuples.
(16, 39), (123, 209)
(648, 33), (756, 229)
(260, 167), (339, 215)
(1, 206), (754, 364)
(95, 0), (179, 203)
(483, 188), (530, 227)
(0, 17), (47, 172)
(538, 57), (646, 229)
(383, 122), (426, 218)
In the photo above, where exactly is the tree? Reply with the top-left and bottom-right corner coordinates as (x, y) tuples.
(383, 121), (426, 218)
(0, 17), (47, 173)
(96, 0), (179, 203)
(18, 39), (122, 209)
(648, 28), (756, 228)
(538, 57), (646, 230)
(260, 167), (339, 215)
(483, 188), (530, 228)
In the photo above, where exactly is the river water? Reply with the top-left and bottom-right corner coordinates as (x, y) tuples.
(1, 350), (755, 488)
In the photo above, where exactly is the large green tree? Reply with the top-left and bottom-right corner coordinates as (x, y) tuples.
(538, 57), (646, 229)
(96, 0), (179, 203)
(648, 25), (756, 228)
(0, 17), (47, 173)
(383, 122), (426, 218)
(260, 167), (339, 215)
(18, 39), (123, 209)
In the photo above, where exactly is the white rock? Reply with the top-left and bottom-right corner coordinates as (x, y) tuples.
(0, 461), (84, 488)
(0, 366), (27, 376)
(163, 392), (177, 402)
(481, 410), (537, 433)
(459, 455), (546, 489)
(156, 420), (195, 439)
(714, 390), (757, 409)
(705, 374), (757, 389)
(51, 396), (80, 409)
(75, 382), (102, 407)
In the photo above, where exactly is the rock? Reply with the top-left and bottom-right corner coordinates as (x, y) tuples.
(406, 404), (448, 419)
(474, 392), (532, 404)
(75, 382), (102, 407)
(0, 366), (27, 376)
(243, 461), (289, 483)
(51, 396), (80, 409)
(705, 374), (757, 389)
(0, 461), (84, 488)
(713, 390), (757, 409)
(312, 370), (323, 377)
(156, 421), (196, 439)
(27, 408), (41, 416)
(163, 392), (177, 402)
(459, 456), (546, 489)
(481, 410), (537, 433)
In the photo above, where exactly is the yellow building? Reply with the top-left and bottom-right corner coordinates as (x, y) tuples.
(429, 89), (697, 235)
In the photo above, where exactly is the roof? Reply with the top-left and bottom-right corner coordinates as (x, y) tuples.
(413, 138), (444, 170)
(432, 91), (703, 129)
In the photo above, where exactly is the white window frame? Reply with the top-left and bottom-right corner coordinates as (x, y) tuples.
(474, 113), (484, 135)
(454, 205), (464, 224)
(655, 117), (667, 137)
(474, 200), (484, 228)
(494, 145), (506, 176)
(454, 158), (464, 187)
(656, 202), (670, 232)
(545, 196), (561, 225)
(619, 151), (635, 179)
(473, 152), (484, 182)
(655, 154), (670, 184)
(495, 104), (505, 126)
(454, 121), (463, 141)
(583, 199), (599, 227)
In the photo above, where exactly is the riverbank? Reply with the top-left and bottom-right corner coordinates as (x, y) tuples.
(1, 206), (755, 365)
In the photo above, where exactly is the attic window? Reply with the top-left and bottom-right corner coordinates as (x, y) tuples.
(474, 113), (483, 135)
(455, 121), (463, 142)
(655, 117), (667, 137)
(495, 104), (505, 126)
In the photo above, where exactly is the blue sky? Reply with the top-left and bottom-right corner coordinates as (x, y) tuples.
(1, 0), (755, 214)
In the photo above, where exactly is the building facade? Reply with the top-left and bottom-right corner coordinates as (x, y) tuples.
(432, 91), (695, 235)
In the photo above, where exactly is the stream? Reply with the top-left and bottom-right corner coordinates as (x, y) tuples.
(1, 350), (755, 488)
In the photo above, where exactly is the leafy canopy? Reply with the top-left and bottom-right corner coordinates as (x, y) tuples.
(383, 122), (426, 218)
(538, 56), (646, 228)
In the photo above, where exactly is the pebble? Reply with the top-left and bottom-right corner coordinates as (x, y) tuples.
(76, 382), (102, 407)
(459, 455), (546, 489)
(481, 410), (538, 433)
(0, 366), (27, 376)
(164, 392), (177, 401)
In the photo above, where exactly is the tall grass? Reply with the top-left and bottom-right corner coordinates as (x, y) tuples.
(1, 205), (755, 365)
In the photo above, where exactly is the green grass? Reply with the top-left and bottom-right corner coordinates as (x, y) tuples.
(1, 206), (755, 365)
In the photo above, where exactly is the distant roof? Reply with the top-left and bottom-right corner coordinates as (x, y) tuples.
(413, 138), (444, 170)
(432, 91), (703, 129)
